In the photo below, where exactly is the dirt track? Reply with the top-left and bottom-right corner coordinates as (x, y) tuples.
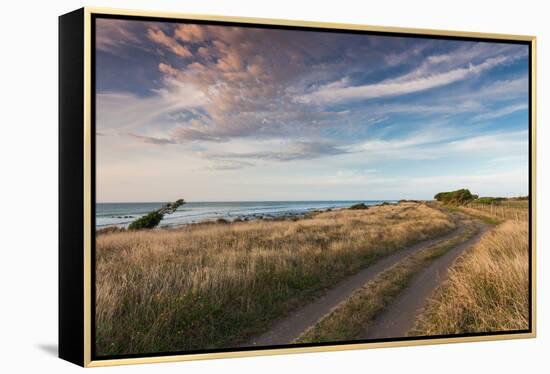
(248, 219), (477, 347)
(363, 221), (488, 340)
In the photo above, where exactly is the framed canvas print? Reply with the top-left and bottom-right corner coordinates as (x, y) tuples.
(59, 7), (536, 367)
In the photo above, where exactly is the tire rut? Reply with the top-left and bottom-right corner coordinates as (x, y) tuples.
(363, 221), (488, 340)
(247, 219), (467, 347)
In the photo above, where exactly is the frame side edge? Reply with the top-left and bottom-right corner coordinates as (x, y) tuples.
(530, 37), (537, 337)
(59, 7), (85, 367)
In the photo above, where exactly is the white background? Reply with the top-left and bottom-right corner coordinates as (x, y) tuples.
(0, 0), (547, 372)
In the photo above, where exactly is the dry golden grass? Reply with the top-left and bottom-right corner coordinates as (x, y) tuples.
(462, 200), (529, 223)
(95, 202), (454, 355)
(409, 220), (529, 335)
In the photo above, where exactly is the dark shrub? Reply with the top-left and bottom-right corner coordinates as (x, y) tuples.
(434, 189), (476, 205)
(349, 203), (368, 210)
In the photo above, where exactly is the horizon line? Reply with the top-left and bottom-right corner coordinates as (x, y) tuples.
(96, 198), (404, 204)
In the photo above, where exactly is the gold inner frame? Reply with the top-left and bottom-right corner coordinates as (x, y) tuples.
(82, 7), (537, 367)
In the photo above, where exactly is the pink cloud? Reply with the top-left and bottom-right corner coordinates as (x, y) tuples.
(147, 28), (192, 57)
(175, 24), (207, 42)
(197, 46), (210, 58)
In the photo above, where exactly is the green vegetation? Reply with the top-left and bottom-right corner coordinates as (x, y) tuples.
(435, 188), (529, 212)
(349, 203), (369, 210)
(434, 188), (478, 205)
(473, 197), (505, 205)
(128, 199), (185, 230)
(432, 189), (528, 223)
(128, 211), (163, 230)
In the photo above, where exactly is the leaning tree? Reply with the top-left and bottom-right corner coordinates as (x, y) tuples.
(128, 199), (185, 230)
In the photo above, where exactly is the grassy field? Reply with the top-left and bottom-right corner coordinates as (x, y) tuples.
(295, 216), (478, 343)
(464, 200), (529, 222)
(95, 202), (454, 355)
(437, 197), (529, 225)
(410, 218), (529, 335)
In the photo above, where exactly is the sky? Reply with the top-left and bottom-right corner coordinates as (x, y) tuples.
(95, 18), (530, 203)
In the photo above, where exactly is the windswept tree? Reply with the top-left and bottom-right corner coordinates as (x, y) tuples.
(128, 199), (185, 230)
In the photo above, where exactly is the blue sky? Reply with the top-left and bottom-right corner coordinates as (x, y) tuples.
(95, 18), (529, 202)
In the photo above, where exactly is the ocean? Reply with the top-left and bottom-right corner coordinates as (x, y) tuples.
(96, 200), (396, 229)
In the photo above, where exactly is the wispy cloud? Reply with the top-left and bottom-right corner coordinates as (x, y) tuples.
(472, 103), (528, 121)
(297, 55), (515, 104)
(126, 133), (177, 145)
(210, 141), (351, 162)
(96, 83), (208, 133)
(354, 129), (527, 161)
(205, 160), (254, 170)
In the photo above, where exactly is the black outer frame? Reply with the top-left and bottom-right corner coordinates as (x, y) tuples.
(59, 8), (85, 367)
(59, 8), (535, 367)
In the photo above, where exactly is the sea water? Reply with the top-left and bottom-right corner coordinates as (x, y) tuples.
(96, 200), (395, 229)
